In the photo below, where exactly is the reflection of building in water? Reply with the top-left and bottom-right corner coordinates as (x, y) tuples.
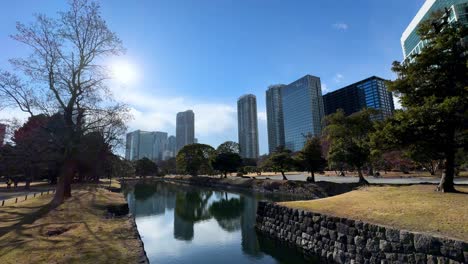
(173, 212), (194, 241)
(240, 195), (263, 257)
(126, 183), (177, 217)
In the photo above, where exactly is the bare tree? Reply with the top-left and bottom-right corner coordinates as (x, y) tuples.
(0, 0), (130, 204)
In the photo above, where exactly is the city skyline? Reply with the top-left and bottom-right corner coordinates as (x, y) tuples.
(0, 0), (430, 154)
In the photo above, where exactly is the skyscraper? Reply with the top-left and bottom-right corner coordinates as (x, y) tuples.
(237, 94), (259, 159)
(176, 110), (195, 153)
(401, 0), (468, 60)
(266, 84), (286, 154)
(323, 76), (395, 120)
(0, 124), (6, 146)
(282, 75), (325, 152)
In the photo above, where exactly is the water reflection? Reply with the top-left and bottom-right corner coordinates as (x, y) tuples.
(126, 181), (318, 264)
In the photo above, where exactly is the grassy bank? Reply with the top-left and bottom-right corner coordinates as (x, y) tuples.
(280, 185), (468, 241)
(0, 186), (141, 264)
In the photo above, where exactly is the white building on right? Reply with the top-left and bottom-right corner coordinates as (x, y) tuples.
(401, 0), (468, 60)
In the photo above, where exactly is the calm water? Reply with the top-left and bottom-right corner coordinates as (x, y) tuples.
(125, 181), (318, 264)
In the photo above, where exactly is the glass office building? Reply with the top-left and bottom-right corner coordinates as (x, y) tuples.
(282, 75), (325, 152)
(323, 76), (395, 120)
(125, 130), (169, 161)
(166, 135), (176, 158)
(266, 84), (286, 154)
(153, 132), (168, 161)
(237, 94), (259, 159)
(401, 0), (468, 60)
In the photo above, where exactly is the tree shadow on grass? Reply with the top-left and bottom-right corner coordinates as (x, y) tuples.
(0, 190), (137, 263)
(0, 199), (60, 238)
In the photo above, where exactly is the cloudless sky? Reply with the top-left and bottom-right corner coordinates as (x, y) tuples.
(0, 0), (425, 154)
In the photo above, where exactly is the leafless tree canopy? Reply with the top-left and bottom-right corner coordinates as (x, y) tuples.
(0, 0), (132, 203)
(0, 0), (130, 149)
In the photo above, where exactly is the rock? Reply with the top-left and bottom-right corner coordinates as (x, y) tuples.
(107, 203), (129, 217)
(385, 228), (400, 243)
(355, 236), (366, 247)
(400, 230), (413, 243)
(333, 249), (345, 264)
(414, 233), (439, 255)
(366, 238), (380, 253)
(379, 240), (391, 252)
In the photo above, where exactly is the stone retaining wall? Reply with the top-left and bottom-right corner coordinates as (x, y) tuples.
(256, 202), (467, 263)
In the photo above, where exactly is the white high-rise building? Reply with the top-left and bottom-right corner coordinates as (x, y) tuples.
(176, 110), (195, 153)
(237, 94), (259, 159)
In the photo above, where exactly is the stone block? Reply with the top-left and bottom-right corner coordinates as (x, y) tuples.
(414, 253), (426, 263)
(379, 240), (391, 252)
(366, 238), (380, 253)
(436, 256), (449, 264)
(312, 215), (321, 223)
(426, 255), (437, 264)
(337, 223), (349, 234)
(348, 244), (356, 254)
(348, 227), (358, 236)
(355, 236), (366, 247)
(336, 232), (346, 243)
(399, 230), (413, 244)
(333, 249), (345, 264)
(414, 233), (440, 255)
(386, 228), (400, 243)
(320, 227), (329, 237)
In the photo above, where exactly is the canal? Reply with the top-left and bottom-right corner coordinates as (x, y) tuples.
(125, 181), (319, 264)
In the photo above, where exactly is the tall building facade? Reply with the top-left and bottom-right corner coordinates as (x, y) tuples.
(166, 135), (176, 158)
(0, 124), (6, 146)
(176, 110), (195, 153)
(125, 130), (169, 161)
(266, 84), (286, 153)
(237, 94), (259, 159)
(282, 75), (325, 152)
(401, 0), (468, 60)
(323, 76), (395, 120)
(153, 132), (168, 161)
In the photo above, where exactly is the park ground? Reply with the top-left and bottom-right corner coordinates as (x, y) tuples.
(281, 184), (468, 241)
(0, 182), (141, 264)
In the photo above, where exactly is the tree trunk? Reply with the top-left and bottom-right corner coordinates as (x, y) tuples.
(357, 168), (369, 184)
(52, 159), (75, 205)
(281, 171), (288, 180)
(310, 171), (315, 183)
(437, 149), (456, 192)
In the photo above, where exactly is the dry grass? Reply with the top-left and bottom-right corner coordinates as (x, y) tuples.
(0, 187), (141, 264)
(280, 185), (468, 241)
(99, 178), (122, 189)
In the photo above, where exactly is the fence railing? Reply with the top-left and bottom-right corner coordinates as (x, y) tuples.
(0, 189), (56, 206)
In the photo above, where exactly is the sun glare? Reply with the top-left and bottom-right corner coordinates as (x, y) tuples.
(111, 61), (138, 84)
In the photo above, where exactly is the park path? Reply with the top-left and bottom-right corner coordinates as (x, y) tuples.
(255, 174), (468, 185)
(0, 184), (55, 202)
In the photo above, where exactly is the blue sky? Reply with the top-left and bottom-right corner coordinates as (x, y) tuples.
(0, 0), (425, 154)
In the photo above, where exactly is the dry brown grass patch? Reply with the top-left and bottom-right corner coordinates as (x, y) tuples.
(280, 185), (468, 241)
(0, 187), (140, 264)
